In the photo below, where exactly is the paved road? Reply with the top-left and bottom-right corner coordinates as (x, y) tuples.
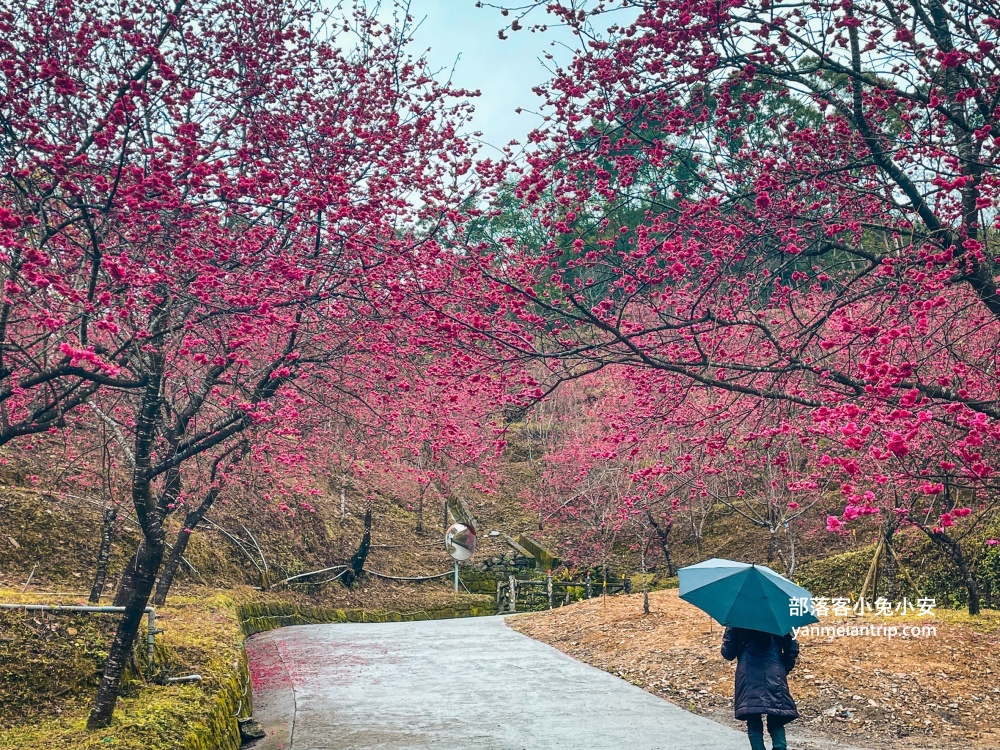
(245, 615), (751, 750)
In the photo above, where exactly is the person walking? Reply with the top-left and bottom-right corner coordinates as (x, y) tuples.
(721, 626), (799, 750)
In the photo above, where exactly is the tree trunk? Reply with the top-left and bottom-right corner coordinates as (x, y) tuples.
(153, 488), (223, 604)
(646, 509), (675, 576)
(89, 505), (118, 603)
(416, 483), (426, 535)
(92, 465), (177, 727)
(687, 509), (704, 558)
(340, 472), (347, 520)
(926, 529), (981, 615)
(153, 520), (195, 606)
(114, 478), (178, 606)
(113, 543), (144, 607)
(641, 541), (650, 615)
(153, 444), (244, 605)
(786, 523), (796, 577)
(767, 528), (778, 564)
(87, 536), (163, 728)
(92, 353), (170, 728)
(342, 508), (372, 587)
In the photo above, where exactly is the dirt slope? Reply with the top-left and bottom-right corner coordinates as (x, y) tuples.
(508, 589), (1000, 750)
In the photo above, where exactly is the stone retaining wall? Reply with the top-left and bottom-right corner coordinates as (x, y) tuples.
(237, 597), (495, 637)
(182, 651), (252, 750)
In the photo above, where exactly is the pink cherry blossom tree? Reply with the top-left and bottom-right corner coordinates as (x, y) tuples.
(461, 0), (1000, 612)
(1, 0), (490, 725)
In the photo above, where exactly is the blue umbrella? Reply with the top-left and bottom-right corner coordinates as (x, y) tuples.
(677, 558), (820, 635)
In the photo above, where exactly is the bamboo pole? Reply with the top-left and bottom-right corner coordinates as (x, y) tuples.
(858, 538), (884, 604)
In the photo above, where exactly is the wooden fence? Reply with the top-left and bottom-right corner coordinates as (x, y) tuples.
(496, 573), (632, 613)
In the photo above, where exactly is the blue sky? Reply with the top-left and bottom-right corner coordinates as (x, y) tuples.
(401, 1), (577, 156)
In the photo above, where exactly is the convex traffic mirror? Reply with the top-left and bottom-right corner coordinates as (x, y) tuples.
(445, 523), (476, 561)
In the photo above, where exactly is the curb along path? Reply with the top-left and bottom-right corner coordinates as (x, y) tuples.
(246, 615), (751, 750)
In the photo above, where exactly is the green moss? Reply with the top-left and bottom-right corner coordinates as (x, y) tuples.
(458, 568), (501, 595)
(0, 590), (248, 750)
(0, 687), (222, 750)
(0, 610), (113, 726)
(795, 545), (876, 597)
(182, 653), (250, 750)
(795, 531), (1000, 609)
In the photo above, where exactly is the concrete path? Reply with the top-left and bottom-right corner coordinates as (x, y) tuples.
(245, 615), (751, 750)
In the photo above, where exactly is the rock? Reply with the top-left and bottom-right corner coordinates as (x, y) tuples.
(238, 717), (266, 744)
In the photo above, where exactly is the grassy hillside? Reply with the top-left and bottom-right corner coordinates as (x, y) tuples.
(0, 452), (524, 599)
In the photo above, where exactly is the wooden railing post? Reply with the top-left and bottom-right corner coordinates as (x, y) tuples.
(509, 575), (517, 613)
(547, 571), (553, 610)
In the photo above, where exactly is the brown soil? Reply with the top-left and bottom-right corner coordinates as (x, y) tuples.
(508, 589), (1000, 750)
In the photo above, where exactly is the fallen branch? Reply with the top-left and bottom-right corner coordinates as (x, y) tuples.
(362, 569), (452, 581)
(201, 518), (265, 578)
(269, 565), (349, 589)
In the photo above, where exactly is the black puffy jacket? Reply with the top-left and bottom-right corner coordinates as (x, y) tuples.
(721, 626), (800, 721)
